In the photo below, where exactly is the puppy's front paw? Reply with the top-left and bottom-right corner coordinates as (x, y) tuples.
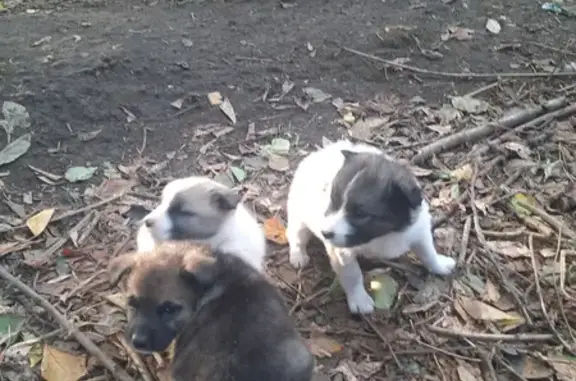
(347, 287), (375, 315)
(429, 254), (456, 275)
(289, 249), (310, 269)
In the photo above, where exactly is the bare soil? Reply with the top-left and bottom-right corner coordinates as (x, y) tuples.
(1, 0), (576, 380)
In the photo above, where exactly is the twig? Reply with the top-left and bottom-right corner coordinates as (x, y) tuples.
(477, 348), (498, 381)
(117, 334), (155, 381)
(464, 81), (500, 98)
(516, 200), (576, 240)
(0, 265), (134, 381)
(528, 235), (576, 355)
(459, 216), (472, 263)
(469, 163), (485, 245)
(427, 325), (555, 342)
(496, 354), (529, 381)
(341, 46), (576, 79)
(411, 97), (567, 164)
(362, 316), (402, 370)
(12, 194), (125, 232)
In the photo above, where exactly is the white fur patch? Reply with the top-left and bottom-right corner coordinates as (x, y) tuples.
(137, 176), (267, 273)
(286, 140), (456, 314)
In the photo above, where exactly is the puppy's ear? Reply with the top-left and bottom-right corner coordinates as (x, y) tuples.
(391, 178), (422, 209)
(108, 252), (139, 287)
(341, 150), (358, 161)
(180, 247), (218, 291)
(210, 188), (242, 211)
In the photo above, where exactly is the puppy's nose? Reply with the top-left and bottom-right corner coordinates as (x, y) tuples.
(321, 230), (335, 239)
(144, 218), (154, 228)
(131, 332), (149, 350)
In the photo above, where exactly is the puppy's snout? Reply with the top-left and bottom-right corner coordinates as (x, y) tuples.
(144, 218), (154, 228)
(131, 331), (150, 350)
(321, 230), (335, 239)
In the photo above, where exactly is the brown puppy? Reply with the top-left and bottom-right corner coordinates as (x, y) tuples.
(108, 242), (314, 381)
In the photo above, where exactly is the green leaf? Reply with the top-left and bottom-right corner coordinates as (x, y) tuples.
(0, 313), (25, 336)
(509, 193), (536, 217)
(230, 166), (246, 183)
(0, 133), (31, 166)
(64, 166), (97, 182)
(370, 273), (399, 310)
(29, 342), (44, 368)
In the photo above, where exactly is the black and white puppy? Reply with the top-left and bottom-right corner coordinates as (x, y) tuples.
(137, 176), (266, 272)
(286, 140), (456, 314)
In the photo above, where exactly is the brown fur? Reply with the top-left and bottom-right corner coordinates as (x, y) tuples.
(108, 241), (314, 381)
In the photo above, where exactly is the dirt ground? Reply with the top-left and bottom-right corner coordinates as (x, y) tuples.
(1, 0), (576, 380)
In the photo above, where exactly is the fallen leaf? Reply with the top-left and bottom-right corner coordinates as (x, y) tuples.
(170, 98), (184, 109)
(504, 141), (531, 160)
(181, 38), (193, 47)
(1, 101), (31, 137)
(369, 273), (399, 310)
(207, 91), (223, 106)
(28, 342), (43, 368)
(487, 240), (531, 258)
(26, 208), (55, 237)
(451, 164), (474, 181)
(451, 96), (489, 114)
(441, 26), (475, 41)
(485, 18), (501, 34)
(268, 154), (290, 172)
(546, 355), (576, 381)
(77, 129), (102, 142)
(65, 166), (97, 182)
(510, 193), (537, 216)
(331, 359), (383, 381)
(303, 87), (331, 103)
(308, 330), (344, 358)
(230, 166), (246, 183)
(263, 217), (288, 245)
(0, 313), (25, 336)
(522, 356), (553, 379)
(219, 97), (237, 124)
(458, 296), (525, 329)
(262, 138), (290, 156)
(482, 279), (501, 303)
(349, 116), (389, 140)
(41, 344), (87, 381)
(0, 133), (31, 166)
(457, 362), (481, 381)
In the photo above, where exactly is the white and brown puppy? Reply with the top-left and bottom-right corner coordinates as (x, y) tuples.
(108, 242), (314, 381)
(137, 176), (266, 272)
(286, 140), (456, 315)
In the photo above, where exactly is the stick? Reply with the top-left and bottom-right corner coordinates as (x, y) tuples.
(427, 325), (555, 342)
(341, 47), (576, 79)
(117, 334), (155, 381)
(0, 266), (134, 381)
(411, 97), (567, 164)
(516, 199), (576, 240)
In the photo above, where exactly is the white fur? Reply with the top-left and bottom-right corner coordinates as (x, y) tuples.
(286, 140), (456, 314)
(137, 177), (267, 273)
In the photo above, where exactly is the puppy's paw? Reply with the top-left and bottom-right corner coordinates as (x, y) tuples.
(289, 249), (310, 269)
(347, 288), (375, 315)
(429, 254), (456, 275)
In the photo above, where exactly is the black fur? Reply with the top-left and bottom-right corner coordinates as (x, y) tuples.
(326, 150), (422, 247)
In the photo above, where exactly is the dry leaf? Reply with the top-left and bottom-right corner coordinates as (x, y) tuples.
(546, 355), (576, 381)
(26, 208), (55, 237)
(451, 96), (489, 114)
(331, 359), (383, 381)
(207, 91), (223, 106)
(219, 97), (237, 124)
(263, 217), (288, 245)
(522, 356), (553, 379)
(267, 154), (290, 172)
(486, 240), (531, 258)
(504, 142), (532, 160)
(441, 26), (475, 41)
(349, 116), (389, 140)
(457, 362), (481, 381)
(458, 296), (525, 329)
(482, 279), (501, 303)
(451, 164), (474, 181)
(308, 332), (344, 358)
(41, 344), (87, 381)
(485, 18), (501, 34)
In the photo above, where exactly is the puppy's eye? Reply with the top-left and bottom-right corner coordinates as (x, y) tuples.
(157, 302), (182, 316)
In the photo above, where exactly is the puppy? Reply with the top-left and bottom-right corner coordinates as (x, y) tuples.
(286, 140), (456, 314)
(137, 176), (266, 272)
(108, 242), (314, 381)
